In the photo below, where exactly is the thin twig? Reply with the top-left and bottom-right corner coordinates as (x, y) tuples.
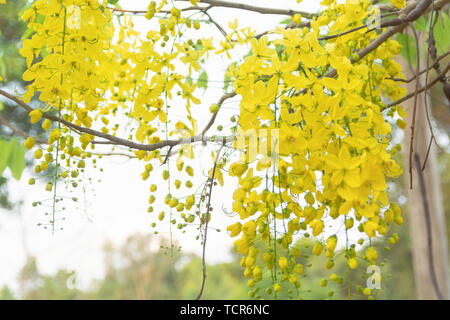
(414, 152), (444, 300)
(202, 92), (237, 136)
(422, 136), (434, 171)
(161, 145), (174, 165)
(324, 0), (449, 78)
(202, 9), (227, 37)
(408, 26), (421, 189)
(93, 152), (137, 158)
(0, 115), (47, 144)
(107, 5), (210, 15)
(196, 144), (224, 300)
(386, 61), (450, 108)
(422, 1), (439, 170)
(176, 0), (314, 18)
(387, 50), (450, 82)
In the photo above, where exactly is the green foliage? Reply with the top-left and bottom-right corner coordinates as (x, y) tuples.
(397, 12), (450, 65)
(9, 234), (249, 300)
(395, 33), (417, 65)
(0, 231), (420, 300)
(0, 0), (34, 209)
(0, 285), (15, 300)
(433, 12), (450, 55)
(0, 0), (28, 82)
(198, 70), (208, 90)
(0, 138), (26, 180)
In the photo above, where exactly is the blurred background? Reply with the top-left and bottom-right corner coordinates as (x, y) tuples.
(0, 0), (449, 299)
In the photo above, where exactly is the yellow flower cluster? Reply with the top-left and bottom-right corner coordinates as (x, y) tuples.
(225, 0), (406, 298)
(17, 0), (407, 299)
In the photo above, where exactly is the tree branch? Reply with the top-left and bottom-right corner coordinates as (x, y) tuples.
(324, 0), (449, 78)
(0, 89), (234, 153)
(386, 61), (450, 108)
(196, 144), (224, 300)
(387, 50), (449, 82)
(202, 92), (236, 136)
(176, 0), (314, 18)
(0, 114), (47, 144)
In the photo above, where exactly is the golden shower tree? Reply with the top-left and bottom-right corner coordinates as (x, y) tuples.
(0, 0), (448, 299)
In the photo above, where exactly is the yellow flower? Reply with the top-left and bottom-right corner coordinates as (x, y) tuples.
(310, 219), (324, 236)
(347, 257), (358, 269)
(42, 119), (52, 131)
(185, 195), (195, 210)
(262, 252), (272, 264)
(312, 242), (324, 256)
(345, 218), (354, 229)
(394, 214), (403, 226)
(292, 248), (301, 259)
(288, 274), (297, 284)
(273, 283), (282, 293)
(186, 166), (194, 177)
(365, 246), (378, 262)
(229, 162), (248, 177)
(253, 266), (262, 279)
(326, 235), (337, 252)
(34, 149), (43, 159)
(363, 220), (379, 237)
(245, 255), (255, 267)
(24, 137), (35, 150)
(278, 256), (288, 269)
(326, 260), (335, 269)
(242, 220), (256, 238)
(391, 0), (406, 9)
(234, 237), (250, 255)
(292, 14), (302, 24)
(79, 133), (94, 146)
(294, 263), (303, 275)
(48, 129), (61, 144)
(227, 222), (242, 237)
(29, 109), (43, 124)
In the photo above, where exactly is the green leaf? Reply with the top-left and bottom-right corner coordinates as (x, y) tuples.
(108, 0), (122, 6)
(7, 139), (26, 180)
(433, 12), (450, 55)
(0, 139), (14, 177)
(198, 71), (208, 90)
(413, 17), (428, 32)
(395, 33), (417, 67)
(35, 13), (46, 24)
(40, 46), (49, 59)
(21, 27), (35, 41)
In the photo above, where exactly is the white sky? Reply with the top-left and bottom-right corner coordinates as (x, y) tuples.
(0, 0), (324, 292)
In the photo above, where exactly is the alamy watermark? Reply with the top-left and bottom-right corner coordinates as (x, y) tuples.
(367, 265), (382, 289)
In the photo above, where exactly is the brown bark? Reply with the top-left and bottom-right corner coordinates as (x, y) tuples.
(399, 32), (449, 299)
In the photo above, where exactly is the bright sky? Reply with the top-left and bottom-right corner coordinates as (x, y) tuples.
(0, 0), (324, 292)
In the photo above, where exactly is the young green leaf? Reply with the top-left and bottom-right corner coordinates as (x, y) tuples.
(7, 139), (26, 180)
(198, 71), (208, 90)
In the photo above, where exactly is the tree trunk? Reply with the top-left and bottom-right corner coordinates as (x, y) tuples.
(399, 34), (449, 299)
